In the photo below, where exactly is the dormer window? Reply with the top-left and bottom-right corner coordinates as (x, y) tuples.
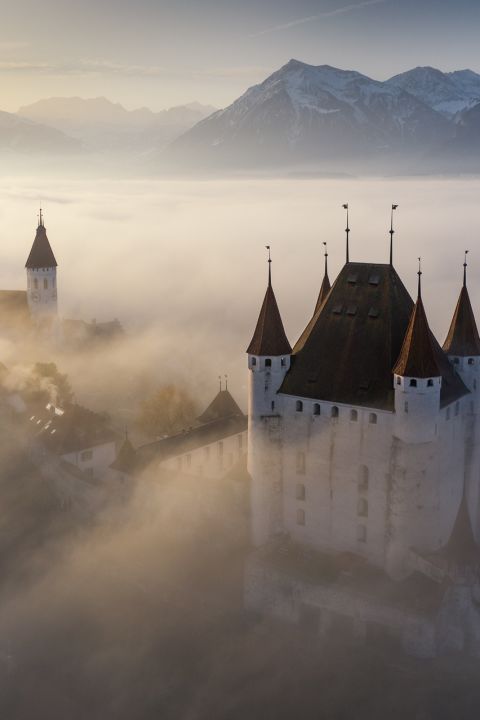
(313, 403), (320, 416)
(350, 409), (358, 422)
(396, 377), (401, 386)
(265, 359), (272, 368)
(468, 358), (475, 366)
(331, 406), (339, 418)
(296, 400), (303, 412)
(427, 379), (434, 387)
(281, 358), (286, 367)
(369, 413), (377, 425)
(409, 379), (417, 387)
(251, 357), (257, 366)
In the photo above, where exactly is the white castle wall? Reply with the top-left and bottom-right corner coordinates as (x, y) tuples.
(27, 266), (58, 318)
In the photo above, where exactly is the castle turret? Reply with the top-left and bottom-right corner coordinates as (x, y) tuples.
(247, 249), (291, 546)
(26, 210), (58, 324)
(393, 265), (442, 444)
(313, 242), (331, 314)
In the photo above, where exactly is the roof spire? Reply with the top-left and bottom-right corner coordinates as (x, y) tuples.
(39, 207), (44, 228)
(323, 241), (328, 277)
(389, 204), (398, 266)
(417, 256), (422, 298)
(225, 374), (228, 391)
(314, 241), (331, 314)
(266, 245), (272, 287)
(218, 375), (222, 392)
(464, 249), (469, 288)
(342, 204), (350, 263)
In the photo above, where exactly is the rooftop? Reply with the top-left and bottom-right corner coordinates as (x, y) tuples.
(25, 223), (57, 269)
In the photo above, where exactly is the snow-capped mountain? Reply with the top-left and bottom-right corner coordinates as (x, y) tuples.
(387, 66), (480, 118)
(0, 110), (82, 154)
(166, 60), (452, 170)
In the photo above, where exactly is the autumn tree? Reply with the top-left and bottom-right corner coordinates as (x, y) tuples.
(136, 384), (198, 438)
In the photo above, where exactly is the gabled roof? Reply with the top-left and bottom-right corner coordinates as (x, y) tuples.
(25, 224), (57, 269)
(110, 437), (137, 475)
(393, 293), (441, 378)
(443, 285), (480, 357)
(197, 389), (243, 424)
(280, 262), (467, 410)
(247, 282), (291, 356)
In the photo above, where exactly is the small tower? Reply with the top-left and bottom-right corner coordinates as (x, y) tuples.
(247, 248), (291, 546)
(443, 252), (480, 393)
(313, 242), (331, 314)
(393, 263), (442, 444)
(26, 209), (58, 324)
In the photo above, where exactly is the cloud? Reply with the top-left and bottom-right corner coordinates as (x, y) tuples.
(248, 0), (388, 38)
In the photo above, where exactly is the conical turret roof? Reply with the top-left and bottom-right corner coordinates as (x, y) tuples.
(110, 436), (137, 475)
(393, 277), (440, 378)
(246, 279), (291, 356)
(197, 389), (243, 424)
(314, 271), (331, 315)
(443, 285), (480, 357)
(25, 218), (57, 269)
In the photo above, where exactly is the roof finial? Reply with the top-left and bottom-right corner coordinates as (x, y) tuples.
(218, 375), (222, 392)
(464, 250), (469, 288)
(225, 374), (228, 391)
(323, 241), (328, 277)
(266, 245), (272, 286)
(342, 204), (350, 263)
(417, 256), (422, 298)
(389, 204), (398, 265)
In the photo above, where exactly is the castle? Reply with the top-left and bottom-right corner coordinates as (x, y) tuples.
(245, 238), (480, 657)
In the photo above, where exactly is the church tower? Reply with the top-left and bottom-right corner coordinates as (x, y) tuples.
(247, 250), (291, 546)
(26, 210), (58, 324)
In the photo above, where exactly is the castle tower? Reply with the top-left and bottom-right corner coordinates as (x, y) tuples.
(247, 250), (291, 546)
(25, 210), (58, 324)
(393, 266), (442, 444)
(313, 242), (331, 314)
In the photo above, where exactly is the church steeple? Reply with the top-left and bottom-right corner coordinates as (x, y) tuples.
(393, 261), (440, 378)
(314, 242), (331, 314)
(26, 210), (57, 269)
(246, 249), (291, 356)
(443, 252), (480, 357)
(25, 209), (58, 323)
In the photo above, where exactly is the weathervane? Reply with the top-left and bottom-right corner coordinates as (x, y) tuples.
(417, 256), (422, 296)
(323, 241), (328, 277)
(389, 204), (398, 265)
(464, 249), (469, 287)
(342, 204), (350, 263)
(266, 245), (272, 285)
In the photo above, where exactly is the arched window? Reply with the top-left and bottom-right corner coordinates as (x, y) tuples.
(396, 376), (401, 385)
(296, 508), (306, 526)
(331, 406), (339, 418)
(313, 403), (320, 416)
(33, 278), (38, 290)
(251, 357), (256, 366)
(296, 400), (303, 412)
(296, 483), (306, 501)
(357, 498), (368, 517)
(281, 358), (286, 367)
(358, 465), (369, 491)
(265, 358), (272, 368)
(409, 378), (417, 387)
(369, 413), (377, 425)
(350, 409), (358, 422)
(468, 358), (475, 366)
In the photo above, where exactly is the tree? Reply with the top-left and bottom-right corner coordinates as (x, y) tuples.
(25, 362), (74, 408)
(136, 384), (198, 438)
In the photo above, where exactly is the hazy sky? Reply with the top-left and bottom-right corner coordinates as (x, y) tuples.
(2, 0), (480, 112)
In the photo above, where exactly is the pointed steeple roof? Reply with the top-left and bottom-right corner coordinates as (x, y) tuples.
(197, 389), (243, 424)
(246, 251), (291, 356)
(314, 243), (331, 314)
(25, 211), (57, 269)
(393, 266), (441, 378)
(443, 256), (480, 356)
(110, 435), (137, 475)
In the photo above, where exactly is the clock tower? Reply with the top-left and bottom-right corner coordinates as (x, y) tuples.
(25, 210), (58, 323)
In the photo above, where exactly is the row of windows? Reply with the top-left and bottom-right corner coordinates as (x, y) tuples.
(453, 357), (476, 366)
(175, 435), (245, 471)
(29, 277), (56, 290)
(295, 400), (377, 424)
(295, 484), (368, 517)
(295, 459), (370, 491)
(396, 377), (435, 387)
(251, 357), (287, 368)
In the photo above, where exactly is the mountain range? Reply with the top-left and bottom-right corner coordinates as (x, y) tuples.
(166, 61), (480, 173)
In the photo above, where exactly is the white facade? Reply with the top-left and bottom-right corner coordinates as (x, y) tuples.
(160, 430), (247, 480)
(27, 266), (58, 320)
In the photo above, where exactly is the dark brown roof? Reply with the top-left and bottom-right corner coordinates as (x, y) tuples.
(393, 294), (441, 378)
(247, 282), (292, 356)
(25, 224), (57, 269)
(280, 262), (467, 411)
(443, 285), (480, 357)
(314, 271), (331, 314)
(197, 389), (243, 424)
(110, 437), (137, 474)
(27, 402), (117, 455)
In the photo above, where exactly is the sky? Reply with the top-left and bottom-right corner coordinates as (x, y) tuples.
(2, 0), (480, 112)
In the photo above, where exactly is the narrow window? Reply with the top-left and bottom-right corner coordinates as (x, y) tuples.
(369, 413), (377, 425)
(296, 483), (306, 501)
(251, 357), (257, 366)
(404, 401), (409, 413)
(427, 379), (434, 387)
(313, 403), (320, 416)
(265, 358), (272, 368)
(409, 379), (417, 387)
(297, 508), (306, 526)
(296, 451), (306, 475)
(34, 278), (38, 289)
(357, 498), (368, 517)
(358, 466), (369, 492)
(357, 525), (367, 542)
(468, 358), (475, 366)
(350, 409), (358, 422)
(396, 377), (401, 386)
(44, 278), (48, 289)
(281, 358), (286, 367)
(331, 406), (339, 418)
(296, 400), (303, 412)
(271, 401), (275, 411)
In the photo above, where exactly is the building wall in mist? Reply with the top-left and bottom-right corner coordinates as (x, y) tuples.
(62, 441), (117, 480)
(160, 430), (247, 480)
